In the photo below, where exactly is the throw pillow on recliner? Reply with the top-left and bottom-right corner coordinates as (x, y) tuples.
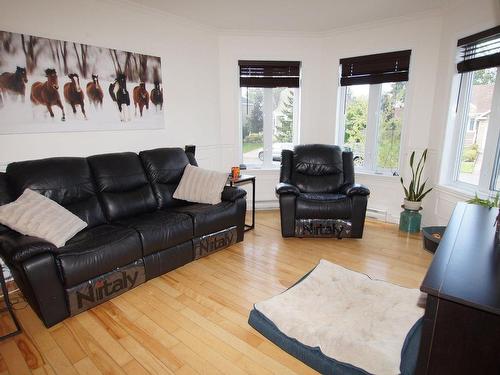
(0, 188), (87, 247)
(173, 164), (228, 205)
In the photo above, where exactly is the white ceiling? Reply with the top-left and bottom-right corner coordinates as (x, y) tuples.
(129, 0), (450, 32)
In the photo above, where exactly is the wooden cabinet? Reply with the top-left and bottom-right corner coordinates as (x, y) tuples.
(417, 203), (500, 374)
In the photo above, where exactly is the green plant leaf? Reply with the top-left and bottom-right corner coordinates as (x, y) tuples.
(417, 187), (433, 201)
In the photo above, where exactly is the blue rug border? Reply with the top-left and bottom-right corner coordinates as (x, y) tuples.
(247, 262), (423, 375)
(248, 264), (371, 375)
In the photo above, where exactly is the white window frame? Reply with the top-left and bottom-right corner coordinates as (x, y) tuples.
(447, 69), (500, 193)
(337, 82), (407, 176)
(240, 87), (300, 169)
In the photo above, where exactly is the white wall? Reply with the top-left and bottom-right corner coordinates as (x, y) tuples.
(0, 0), (221, 169)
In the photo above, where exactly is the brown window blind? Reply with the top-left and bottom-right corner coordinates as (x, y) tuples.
(457, 26), (500, 74)
(239, 60), (301, 88)
(339, 50), (411, 86)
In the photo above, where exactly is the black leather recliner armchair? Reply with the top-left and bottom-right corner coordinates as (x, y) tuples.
(276, 144), (370, 238)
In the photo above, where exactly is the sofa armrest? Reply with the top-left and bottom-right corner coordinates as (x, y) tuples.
(221, 186), (247, 202)
(276, 182), (300, 196)
(0, 232), (57, 264)
(340, 183), (370, 197)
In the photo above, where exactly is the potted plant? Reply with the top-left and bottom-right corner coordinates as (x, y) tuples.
(400, 149), (433, 211)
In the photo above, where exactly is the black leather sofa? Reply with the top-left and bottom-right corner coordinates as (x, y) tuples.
(276, 144), (370, 238)
(0, 146), (246, 327)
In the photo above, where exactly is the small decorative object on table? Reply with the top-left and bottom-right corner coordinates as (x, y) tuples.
(399, 149), (433, 232)
(466, 192), (500, 247)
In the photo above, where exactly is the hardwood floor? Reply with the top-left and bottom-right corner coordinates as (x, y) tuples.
(0, 211), (433, 374)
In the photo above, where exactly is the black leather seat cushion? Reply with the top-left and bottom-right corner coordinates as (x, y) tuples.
(57, 225), (142, 288)
(173, 201), (238, 237)
(6, 157), (106, 227)
(117, 211), (193, 256)
(296, 193), (351, 219)
(88, 152), (157, 221)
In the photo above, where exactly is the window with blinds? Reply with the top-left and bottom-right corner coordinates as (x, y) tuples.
(457, 26), (500, 73)
(339, 50), (411, 86)
(238, 60), (301, 88)
(447, 25), (500, 191)
(238, 60), (301, 168)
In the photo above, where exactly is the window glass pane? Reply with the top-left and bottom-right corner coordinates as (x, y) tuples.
(376, 82), (406, 171)
(272, 87), (295, 166)
(344, 85), (369, 167)
(457, 67), (497, 185)
(241, 87), (264, 166)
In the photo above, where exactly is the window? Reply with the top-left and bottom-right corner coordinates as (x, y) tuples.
(449, 26), (500, 191)
(239, 61), (300, 168)
(338, 50), (411, 175)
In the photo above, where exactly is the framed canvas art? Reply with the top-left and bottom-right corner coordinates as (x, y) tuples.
(0, 30), (164, 134)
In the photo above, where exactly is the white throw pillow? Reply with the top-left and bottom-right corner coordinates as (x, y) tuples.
(173, 164), (228, 205)
(0, 189), (87, 247)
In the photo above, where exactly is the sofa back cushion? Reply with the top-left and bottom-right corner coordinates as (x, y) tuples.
(0, 173), (12, 206)
(88, 152), (157, 221)
(6, 157), (106, 227)
(139, 148), (194, 209)
(291, 144), (344, 193)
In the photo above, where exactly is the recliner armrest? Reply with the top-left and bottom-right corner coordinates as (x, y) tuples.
(221, 186), (247, 202)
(276, 182), (300, 196)
(0, 232), (57, 264)
(340, 183), (370, 197)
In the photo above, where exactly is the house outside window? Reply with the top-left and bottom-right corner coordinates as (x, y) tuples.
(448, 26), (500, 191)
(239, 61), (300, 168)
(337, 50), (411, 175)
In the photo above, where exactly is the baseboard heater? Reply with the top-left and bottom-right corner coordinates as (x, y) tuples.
(366, 208), (388, 222)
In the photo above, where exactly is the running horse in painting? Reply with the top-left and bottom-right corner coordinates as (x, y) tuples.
(64, 73), (87, 119)
(30, 68), (65, 121)
(109, 73), (131, 122)
(0, 66), (28, 107)
(150, 80), (163, 111)
(86, 74), (103, 108)
(133, 82), (149, 117)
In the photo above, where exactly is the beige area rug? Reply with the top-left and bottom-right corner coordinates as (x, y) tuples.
(255, 260), (425, 375)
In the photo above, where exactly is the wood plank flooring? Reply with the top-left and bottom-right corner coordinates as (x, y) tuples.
(0, 211), (432, 374)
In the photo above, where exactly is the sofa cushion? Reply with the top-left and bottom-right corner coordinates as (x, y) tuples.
(117, 211), (193, 256)
(57, 225), (142, 288)
(173, 164), (228, 205)
(291, 145), (344, 193)
(139, 148), (193, 209)
(173, 201), (238, 237)
(6, 157), (106, 227)
(0, 189), (87, 247)
(296, 193), (351, 219)
(88, 152), (157, 221)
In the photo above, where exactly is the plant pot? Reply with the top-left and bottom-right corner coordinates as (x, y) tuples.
(404, 199), (422, 211)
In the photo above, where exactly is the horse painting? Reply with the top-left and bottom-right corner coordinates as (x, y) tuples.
(0, 66), (29, 106)
(30, 68), (65, 121)
(133, 82), (149, 117)
(109, 73), (131, 122)
(150, 80), (163, 111)
(64, 73), (86, 119)
(86, 74), (103, 108)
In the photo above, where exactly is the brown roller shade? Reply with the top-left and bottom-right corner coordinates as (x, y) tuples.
(339, 50), (411, 86)
(457, 26), (500, 74)
(239, 60), (301, 88)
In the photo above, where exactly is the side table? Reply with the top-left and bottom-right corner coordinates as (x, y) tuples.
(228, 174), (255, 231)
(0, 265), (21, 340)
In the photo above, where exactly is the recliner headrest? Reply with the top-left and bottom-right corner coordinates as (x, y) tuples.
(293, 144), (343, 176)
